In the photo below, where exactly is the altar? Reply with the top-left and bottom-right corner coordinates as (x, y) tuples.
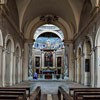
(42, 70), (55, 79)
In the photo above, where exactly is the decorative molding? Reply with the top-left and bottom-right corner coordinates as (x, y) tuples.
(40, 15), (58, 23)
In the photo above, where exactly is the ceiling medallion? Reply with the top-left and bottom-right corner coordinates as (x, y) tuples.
(40, 15), (58, 23)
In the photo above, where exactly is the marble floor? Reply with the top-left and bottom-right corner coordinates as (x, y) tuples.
(12, 80), (88, 100)
(13, 80), (87, 93)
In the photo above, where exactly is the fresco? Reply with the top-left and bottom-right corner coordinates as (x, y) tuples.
(34, 37), (64, 50)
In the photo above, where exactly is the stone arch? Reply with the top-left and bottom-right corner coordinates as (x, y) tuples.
(5, 34), (14, 52)
(34, 30), (64, 41)
(76, 45), (82, 83)
(24, 16), (73, 41)
(4, 34), (14, 86)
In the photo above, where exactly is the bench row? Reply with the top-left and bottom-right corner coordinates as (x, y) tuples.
(69, 87), (100, 100)
(0, 86), (41, 100)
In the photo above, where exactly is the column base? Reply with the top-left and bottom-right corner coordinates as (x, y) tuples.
(28, 76), (33, 80)
(64, 76), (69, 80)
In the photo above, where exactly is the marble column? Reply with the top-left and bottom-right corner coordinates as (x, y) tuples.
(95, 46), (100, 87)
(74, 57), (77, 82)
(94, 47), (97, 87)
(28, 44), (33, 79)
(90, 48), (95, 87)
(68, 43), (74, 81)
(18, 56), (21, 83)
(10, 51), (14, 86)
(20, 56), (22, 82)
(41, 50), (44, 68)
(81, 53), (85, 85)
(13, 52), (16, 85)
(53, 51), (56, 68)
(0, 46), (3, 86)
(64, 42), (69, 79)
(23, 42), (29, 81)
(2, 44), (6, 86)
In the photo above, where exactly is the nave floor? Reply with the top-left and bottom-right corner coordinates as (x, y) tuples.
(12, 80), (88, 100)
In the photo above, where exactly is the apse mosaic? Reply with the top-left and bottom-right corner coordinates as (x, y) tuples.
(33, 24), (64, 50)
(34, 37), (64, 50)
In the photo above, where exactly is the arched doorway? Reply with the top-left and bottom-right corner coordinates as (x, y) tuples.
(4, 35), (14, 86)
(32, 24), (65, 79)
(83, 37), (91, 86)
(77, 47), (82, 83)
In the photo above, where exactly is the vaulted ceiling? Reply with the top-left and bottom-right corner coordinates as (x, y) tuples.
(6, 0), (98, 40)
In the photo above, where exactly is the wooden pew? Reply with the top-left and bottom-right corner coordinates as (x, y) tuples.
(0, 86), (31, 97)
(58, 86), (73, 100)
(0, 91), (26, 100)
(75, 92), (100, 100)
(83, 95), (100, 100)
(30, 86), (41, 100)
(69, 88), (100, 97)
(0, 95), (23, 100)
(0, 89), (27, 99)
(69, 88), (100, 100)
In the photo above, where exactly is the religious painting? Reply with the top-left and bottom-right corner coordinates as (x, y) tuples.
(57, 57), (61, 67)
(35, 57), (40, 67)
(44, 51), (53, 67)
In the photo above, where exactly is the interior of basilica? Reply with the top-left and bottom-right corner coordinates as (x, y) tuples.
(0, 0), (100, 100)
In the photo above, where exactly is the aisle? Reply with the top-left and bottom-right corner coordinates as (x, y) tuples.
(41, 94), (58, 100)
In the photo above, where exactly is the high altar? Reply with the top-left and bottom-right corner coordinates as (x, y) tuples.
(32, 48), (64, 79)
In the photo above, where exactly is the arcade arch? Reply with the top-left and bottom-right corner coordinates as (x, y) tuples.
(3, 34), (14, 86)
